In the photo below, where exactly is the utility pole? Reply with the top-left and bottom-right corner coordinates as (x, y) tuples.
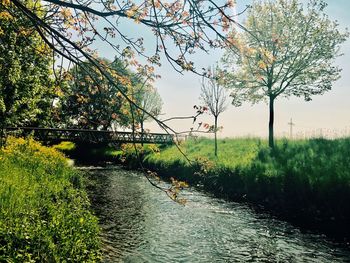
(288, 118), (295, 139)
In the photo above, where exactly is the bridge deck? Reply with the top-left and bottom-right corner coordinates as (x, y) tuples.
(2, 127), (174, 144)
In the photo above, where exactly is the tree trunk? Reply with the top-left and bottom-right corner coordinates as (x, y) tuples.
(214, 116), (218, 157)
(268, 96), (275, 148)
(141, 121), (144, 147)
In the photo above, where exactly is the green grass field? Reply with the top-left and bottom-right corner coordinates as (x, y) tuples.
(147, 137), (350, 183)
(147, 137), (262, 167)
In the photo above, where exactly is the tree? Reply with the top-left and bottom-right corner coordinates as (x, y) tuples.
(0, 0), (54, 127)
(60, 58), (138, 129)
(5, 0), (243, 135)
(200, 67), (227, 157)
(133, 85), (163, 135)
(221, 0), (348, 148)
(4, 0), (244, 201)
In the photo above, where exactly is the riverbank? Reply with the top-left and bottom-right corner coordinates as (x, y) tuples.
(0, 137), (101, 261)
(132, 137), (350, 240)
(52, 137), (350, 240)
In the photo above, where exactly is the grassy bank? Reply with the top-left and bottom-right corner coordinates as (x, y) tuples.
(53, 141), (122, 164)
(141, 137), (350, 238)
(50, 137), (350, 238)
(0, 137), (101, 262)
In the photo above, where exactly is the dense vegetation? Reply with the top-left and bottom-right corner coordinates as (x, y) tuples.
(141, 137), (350, 237)
(0, 0), (55, 127)
(0, 137), (101, 262)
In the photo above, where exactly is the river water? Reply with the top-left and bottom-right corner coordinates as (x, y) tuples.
(86, 166), (350, 262)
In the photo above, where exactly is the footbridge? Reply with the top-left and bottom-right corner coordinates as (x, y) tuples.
(1, 127), (174, 144)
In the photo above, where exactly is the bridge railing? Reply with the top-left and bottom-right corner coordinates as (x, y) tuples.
(1, 127), (174, 144)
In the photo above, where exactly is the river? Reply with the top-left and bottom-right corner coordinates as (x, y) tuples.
(86, 166), (350, 262)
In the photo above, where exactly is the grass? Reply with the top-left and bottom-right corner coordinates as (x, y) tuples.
(142, 137), (350, 237)
(52, 141), (76, 152)
(53, 141), (123, 164)
(0, 137), (101, 262)
(148, 137), (261, 167)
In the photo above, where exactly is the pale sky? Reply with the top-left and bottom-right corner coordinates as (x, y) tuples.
(97, 0), (350, 139)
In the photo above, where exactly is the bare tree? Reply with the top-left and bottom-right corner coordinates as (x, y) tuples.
(200, 67), (227, 157)
(132, 84), (162, 145)
(138, 87), (162, 134)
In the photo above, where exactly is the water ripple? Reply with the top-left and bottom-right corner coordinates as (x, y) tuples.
(87, 167), (350, 263)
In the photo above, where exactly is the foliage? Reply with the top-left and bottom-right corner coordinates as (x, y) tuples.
(59, 58), (138, 129)
(221, 0), (349, 147)
(53, 141), (123, 164)
(7, 0), (241, 137)
(0, 137), (101, 262)
(52, 140), (76, 152)
(119, 143), (160, 167)
(9, 0), (238, 73)
(0, 0), (55, 127)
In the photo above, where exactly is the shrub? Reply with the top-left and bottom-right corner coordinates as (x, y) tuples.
(0, 137), (101, 262)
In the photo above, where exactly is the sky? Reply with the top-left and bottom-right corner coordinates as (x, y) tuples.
(96, 0), (350, 139)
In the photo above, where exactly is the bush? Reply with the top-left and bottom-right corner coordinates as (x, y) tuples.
(0, 137), (101, 262)
(119, 143), (160, 168)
